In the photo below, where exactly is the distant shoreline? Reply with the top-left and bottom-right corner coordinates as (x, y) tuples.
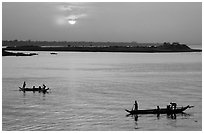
(3, 46), (202, 53)
(2, 41), (202, 54)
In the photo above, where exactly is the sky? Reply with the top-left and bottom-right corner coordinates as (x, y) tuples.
(2, 2), (202, 44)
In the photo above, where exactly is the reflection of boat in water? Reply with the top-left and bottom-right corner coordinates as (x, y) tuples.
(50, 52), (58, 55)
(19, 81), (50, 93)
(127, 112), (191, 122)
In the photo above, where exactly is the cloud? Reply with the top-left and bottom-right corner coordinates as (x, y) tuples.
(57, 5), (83, 12)
(55, 3), (89, 25)
(57, 3), (87, 13)
(58, 5), (72, 11)
(65, 13), (87, 20)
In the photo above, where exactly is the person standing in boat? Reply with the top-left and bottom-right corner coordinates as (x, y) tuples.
(134, 100), (138, 111)
(23, 81), (26, 88)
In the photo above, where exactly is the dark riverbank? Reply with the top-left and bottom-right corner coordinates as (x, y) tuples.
(2, 41), (202, 53)
(2, 50), (38, 56)
(3, 45), (201, 53)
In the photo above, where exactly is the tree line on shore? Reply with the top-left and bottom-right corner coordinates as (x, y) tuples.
(2, 40), (189, 48)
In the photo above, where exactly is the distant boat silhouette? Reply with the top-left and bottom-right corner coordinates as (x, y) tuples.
(19, 82), (50, 93)
(50, 52), (58, 55)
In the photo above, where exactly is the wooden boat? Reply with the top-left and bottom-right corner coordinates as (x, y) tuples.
(19, 87), (49, 93)
(19, 82), (50, 93)
(125, 105), (194, 115)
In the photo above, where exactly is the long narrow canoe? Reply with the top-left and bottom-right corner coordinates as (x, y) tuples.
(125, 105), (193, 114)
(19, 87), (49, 93)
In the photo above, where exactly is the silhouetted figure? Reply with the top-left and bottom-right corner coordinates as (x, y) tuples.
(23, 81), (26, 88)
(43, 84), (46, 89)
(41, 84), (48, 93)
(170, 102), (177, 110)
(134, 101), (138, 111)
(167, 105), (171, 110)
(33, 86), (35, 93)
(174, 103), (177, 109)
(157, 106), (160, 110)
(39, 86), (41, 92)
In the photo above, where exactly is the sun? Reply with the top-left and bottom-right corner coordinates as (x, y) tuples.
(68, 20), (76, 25)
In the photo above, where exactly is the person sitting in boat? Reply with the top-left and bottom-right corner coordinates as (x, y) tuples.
(134, 100), (138, 111)
(38, 86), (41, 91)
(32, 86), (36, 91)
(167, 105), (171, 110)
(170, 102), (177, 110)
(42, 84), (48, 91)
(43, 84), (46, 89)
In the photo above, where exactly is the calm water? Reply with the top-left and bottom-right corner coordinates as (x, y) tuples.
(2, 52), (202, 131)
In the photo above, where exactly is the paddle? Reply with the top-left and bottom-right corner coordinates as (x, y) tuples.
(132, 104), (135, 111)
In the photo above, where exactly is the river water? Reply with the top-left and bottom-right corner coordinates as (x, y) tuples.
(2, 51), (202, 131)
